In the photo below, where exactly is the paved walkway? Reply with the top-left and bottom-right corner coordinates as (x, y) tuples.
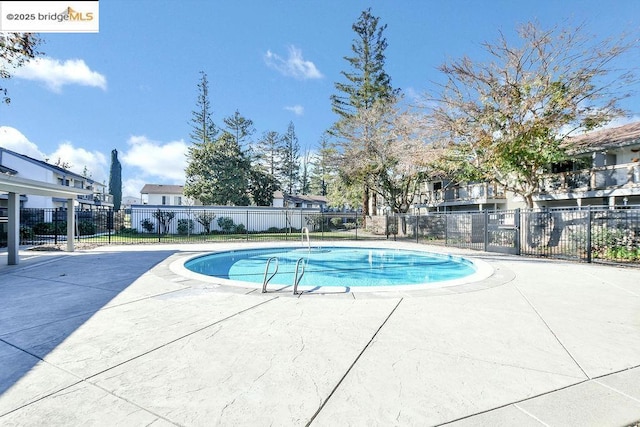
(1, 241), (639, 426)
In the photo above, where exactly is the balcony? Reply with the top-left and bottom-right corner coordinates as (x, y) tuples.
(419, 182), (506, 207)
(77, 193), (114, 205)
(539, 162), (640, 194)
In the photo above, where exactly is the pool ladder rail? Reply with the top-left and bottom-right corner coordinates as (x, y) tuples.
(293, 257), (306, 295)
(262, 257), (279, 293)
(261, 256), (306, 295)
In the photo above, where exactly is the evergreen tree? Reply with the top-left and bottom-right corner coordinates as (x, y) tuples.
(249, 168), (279, 206)
(330, 8), (399, 121)
(184, 132), (251, 206)
(223, 110), (255, 153)
(280, 121), (300, 194)
(310, 134), (335, 196)
(300, 149), (311, 195)
(108, 149), (122, 210)
(329, 8), (399, 216)
(254, 130), (283, 181)
(189, 71), (217, 145)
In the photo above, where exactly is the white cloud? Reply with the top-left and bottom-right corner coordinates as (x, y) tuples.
(264, 46), (323, 80)
(121, 135), (187, 182)
(122, 177), (147, 198)
(13, 57), (107, 92)
(0, 126), (108, 183)
(48, 142), (108, 183)
(0, 126), (45, 158)
(285, 105), (304, 116)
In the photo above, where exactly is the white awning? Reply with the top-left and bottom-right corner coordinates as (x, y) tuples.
(0, 174), (92, 198)
(1, 174), (93, 265)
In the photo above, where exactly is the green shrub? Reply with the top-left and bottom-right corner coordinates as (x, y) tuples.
(234, 223), (246, 234)
(177, 219), (194, 235)
(32, 222), (66, 235)
(217, 217), (235, 233)
(78, 221), (96, 236)
(20, 225), (34, 241)
(140, 218), (155, 233)
(330, 217), (343, 229)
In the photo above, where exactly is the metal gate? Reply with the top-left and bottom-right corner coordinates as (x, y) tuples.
(486, 210), (520, 255)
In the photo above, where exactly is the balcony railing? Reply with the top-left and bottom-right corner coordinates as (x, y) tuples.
(77, 193), (114, 205)
(539, 162), (640, 194)
(419, 182), (506, 206)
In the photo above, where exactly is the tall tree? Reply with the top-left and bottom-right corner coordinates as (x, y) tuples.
(299, 149), (311, 195)
(184, 132), (251, 206)
(249, 168), (279, 206)
(428, 21), (637, 207)
(189, 71), (217, 146)
(280, 121), (300, 194)
(254, 130), (283, 181)
(223, 110), (255, 153)
(1, 33), (42, 105)
(108, 149), (122, 211)
(334, 99), (425, 213)
(330, 8), (399, 121)
(330, 8), (399, 216)
(310, 134), (335, 196)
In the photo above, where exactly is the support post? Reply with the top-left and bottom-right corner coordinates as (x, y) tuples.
(7, 192), (19, 265)
(66, 199), (75, 252)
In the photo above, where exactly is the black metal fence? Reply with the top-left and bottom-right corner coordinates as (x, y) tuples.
(392, 206), (640, 264)
(2, 206), (639, 265)
(0, 207), (371, 246)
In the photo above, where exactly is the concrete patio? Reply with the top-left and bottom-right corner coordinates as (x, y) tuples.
(1, 241), (639, 426)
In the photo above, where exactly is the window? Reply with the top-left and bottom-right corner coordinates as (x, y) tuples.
(175, 196), (182, 205)
(161, 196), (167, 205)
(57, 178), (70, 186)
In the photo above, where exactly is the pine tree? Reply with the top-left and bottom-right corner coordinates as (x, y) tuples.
(189, 71), (217, 146)
(108, 149), (122, 211)
(254, 130), (283, 181)
(280, 121), (300, 194)
(330, 8), (399, 121)
(329, 8), (399, 216)
(223, 110), (254, 153)
(184, 132), (251, 206)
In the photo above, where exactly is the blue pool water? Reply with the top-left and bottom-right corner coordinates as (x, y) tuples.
(184, 246), (478, 288)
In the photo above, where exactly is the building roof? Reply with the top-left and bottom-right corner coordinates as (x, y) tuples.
(0, 164), (18, 175)
(140, 184), (184, 194)
(564, 121), (640, 154)
(273, 191), (327, 204)
(0, 147), (96, 184)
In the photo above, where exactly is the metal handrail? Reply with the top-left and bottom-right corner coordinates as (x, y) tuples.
(293, 257), (306, 295)
(262, 257), (279, 293)
(301, 227), (310, 250)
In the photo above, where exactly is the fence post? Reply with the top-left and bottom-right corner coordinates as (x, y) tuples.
(54, 207), (59, 245)
(444, 213), (448, 245)
(416, 211), (419, 244)
(586, 206), (592, 263)
(108, 208), (112, 244)
(483, 210), (489, 252)
(354, 212), (358, 240)
(386, 212), (389, 240)
(514, 208), (521, 255)
(246, 210), (249, 242)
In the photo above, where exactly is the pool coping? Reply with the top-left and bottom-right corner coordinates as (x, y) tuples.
(168, 240), (511, 297)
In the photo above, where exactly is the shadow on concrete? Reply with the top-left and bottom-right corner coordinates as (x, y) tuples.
(0, 250), (176, 397)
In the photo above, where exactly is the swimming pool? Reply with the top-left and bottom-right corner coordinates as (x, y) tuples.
(182, 245), (493, 292)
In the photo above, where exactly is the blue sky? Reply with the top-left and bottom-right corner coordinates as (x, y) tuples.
(1, 0), (639, 198)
